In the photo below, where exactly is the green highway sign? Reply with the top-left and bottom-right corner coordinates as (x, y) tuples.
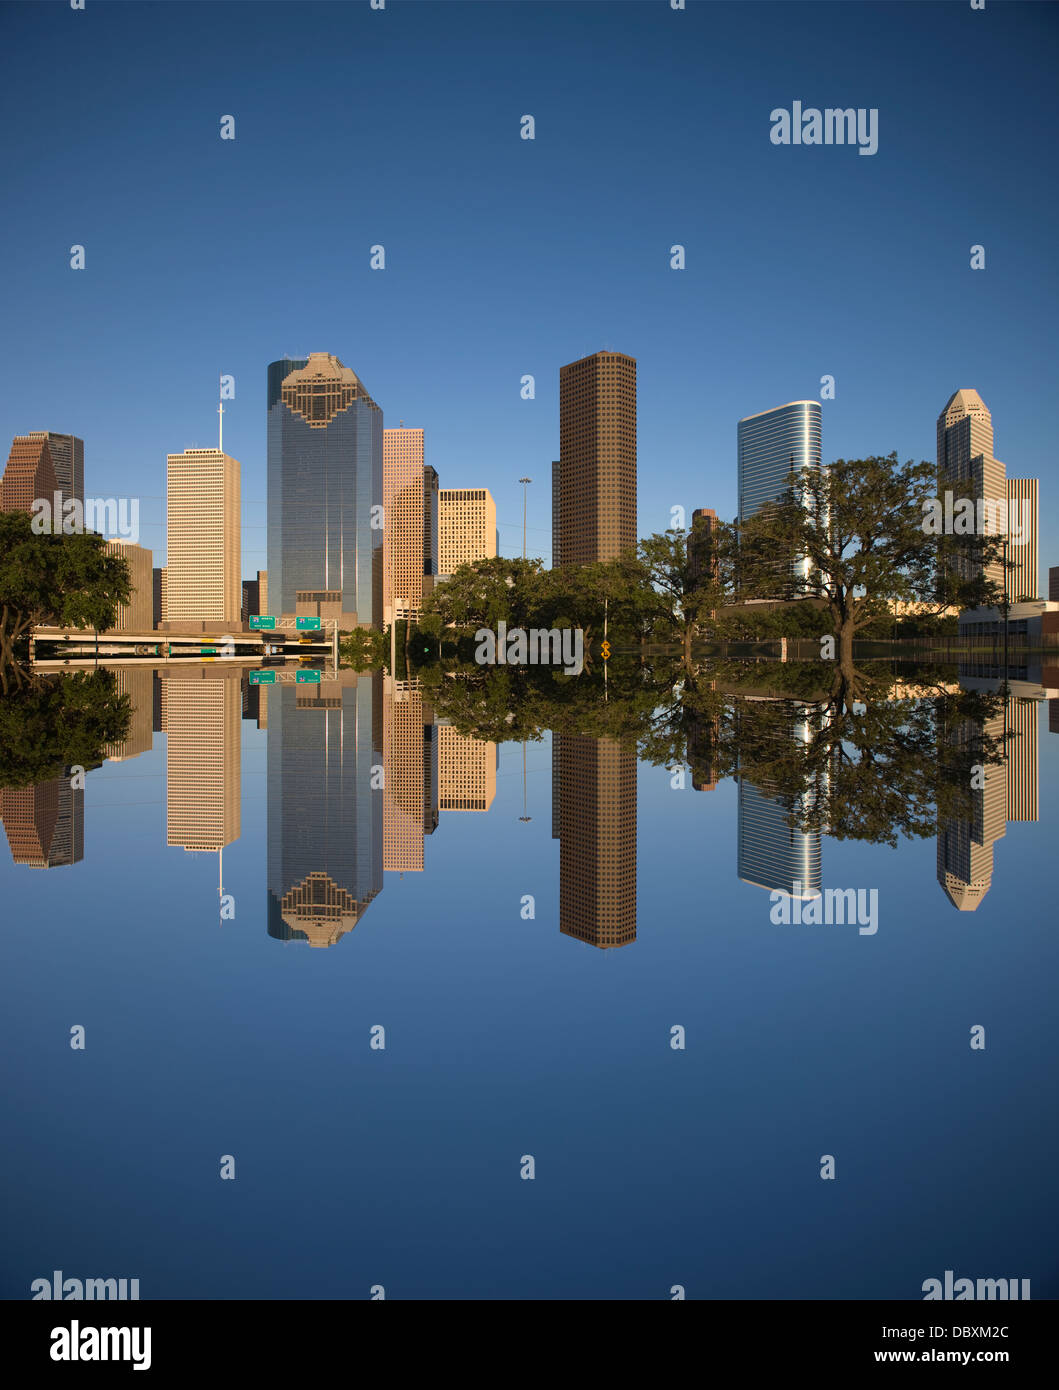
(200, 646), (217, 655)
(295, 617), (322, 631)
(249, 615), (276, 630)
(249, 670), (277, 685)
(295, 669), (322, 683)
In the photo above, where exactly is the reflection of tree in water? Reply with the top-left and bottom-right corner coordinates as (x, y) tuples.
(0, 671), (131, 870)
(421, 657), (1009, 850)
(0, 670), (131, 791)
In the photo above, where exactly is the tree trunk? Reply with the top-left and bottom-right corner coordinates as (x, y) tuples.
(838, 621), (856, 682)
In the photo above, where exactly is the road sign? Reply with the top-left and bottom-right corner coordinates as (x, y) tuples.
(200, 646), (217, 655)
(250, 615), (276, 630)
(296, 669), (322, 684)
(295, 617), (322, 631)
(249, 670), (276, 685)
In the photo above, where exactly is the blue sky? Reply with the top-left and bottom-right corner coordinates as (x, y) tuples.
(1, 0), (1056, 580)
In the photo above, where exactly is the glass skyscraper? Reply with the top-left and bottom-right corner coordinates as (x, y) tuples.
(737, 400), (822, 591)
(267, 672), (384, 948)
(267, 353), (383, 629)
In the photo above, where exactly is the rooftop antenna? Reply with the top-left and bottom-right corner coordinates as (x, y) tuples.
(218, 374), (225, 453)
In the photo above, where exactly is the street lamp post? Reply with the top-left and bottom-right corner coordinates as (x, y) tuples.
(519, 477), (532, 560)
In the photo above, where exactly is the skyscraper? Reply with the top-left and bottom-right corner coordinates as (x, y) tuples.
(688, 507), (718, 585)
(383, 429), (437, 623)
(936, 389), (1005, 592)
(554, 733), (637, 948)
(40, 433), (84, 511)
(555, 351), (637, 565)
(1, 434), (57, 515)
(736, 704), (822, 898)
(103, 667), (154, 762)
(936, 705), (1006, 911)
(103, 540), (153, 631)
(164, 668), (241, 852)
(267, 353), (383, 630)
(438, 489), (497, 575)
(438, 725), (497, 812)
(0, 779), (83, 869)
(166, 448), (241, 625)
(0, 432), (83, 517)
(737, 401), (822, 592)
(1006, 477), (1039, 601)
(382, 678), (438, 872)
(267, 670), (383, 948)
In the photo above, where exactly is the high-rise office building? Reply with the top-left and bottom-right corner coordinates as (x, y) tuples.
(438, 489), (497, 575)
(103, 667), (154, 762)
(240, 570), (270, 623)
(164, 668), (241, 852)
(103, 540), (153, 631)
(166, 448), (241, 625)
(736, 705), (822, 898)
(555, 351), (637, 565)
(438, 725), (497, 812)
(40, 433), (84, 511)
(383, 429), (437, 622)
(1, 434), (58, 515)
(1006, 477), (1039, 601)
(688, 507), (718, 585)
(1006, 697), (1039, 823)
(382, 678), (438, 872)
(268, 671), (383, 948)
(0, 432), (83, 517)
(550, 460), (561, 567)
(936, 706), (1006, 911)
(936, 389), (1006, 592)
(554, 733), (637, 948)
(0, 778), (84, 868)
(737, 401), (822, 592)
(267, 354), (382, 630)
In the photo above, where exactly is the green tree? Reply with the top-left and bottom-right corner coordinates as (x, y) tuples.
(632, 529), (727, 660)
(0, 670), (131, 789)
(0, 512), (132, 688)
(716, 455), (1005, 677)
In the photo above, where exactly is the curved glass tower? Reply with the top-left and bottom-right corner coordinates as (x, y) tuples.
(737, 400), (822, 591)
(267, 353), (383, 629)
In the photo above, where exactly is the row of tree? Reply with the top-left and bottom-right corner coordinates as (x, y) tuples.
(421, 454), (1006, 674)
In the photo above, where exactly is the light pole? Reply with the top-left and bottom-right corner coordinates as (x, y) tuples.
(519, 740), (532, 823)
(519, 477), (532, 560)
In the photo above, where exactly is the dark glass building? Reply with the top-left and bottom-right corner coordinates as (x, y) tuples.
(267, 353), (383, 629)
(267, 671), (384, 948)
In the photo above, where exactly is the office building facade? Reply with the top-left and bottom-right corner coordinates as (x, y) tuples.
(438, 488), (497, 575)
(936, 389), (1006, 593)
(166, 448), (241, 624)
(555, 351), (637, 565)
(737, 401), (822, 592)
(267, 354), (383, 630)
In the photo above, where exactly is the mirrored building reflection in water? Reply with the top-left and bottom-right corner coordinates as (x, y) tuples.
(736, 705), (822, 900)
(936, 677), (1042, 911)
(0, 777), (83, 869)
(267, 670), (383, 948)
(552, 733), (637, 949)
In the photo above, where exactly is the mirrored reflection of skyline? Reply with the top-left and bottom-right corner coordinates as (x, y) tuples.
(0, 661), (1054, 935)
